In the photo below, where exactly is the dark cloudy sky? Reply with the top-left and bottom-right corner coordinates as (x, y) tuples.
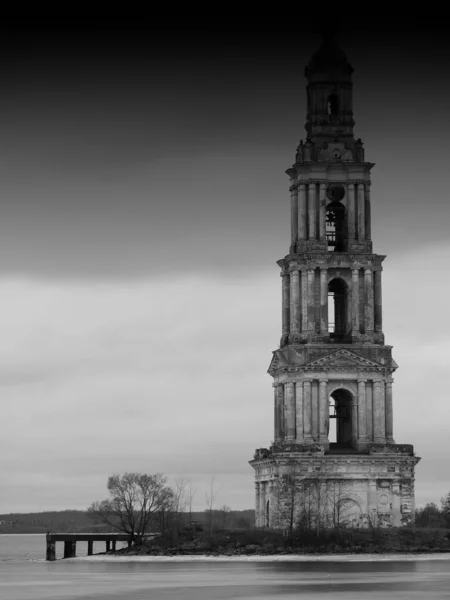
(1, 20), (450, 512)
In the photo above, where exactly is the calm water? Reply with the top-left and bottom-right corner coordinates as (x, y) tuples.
(1, 535), (450, 600)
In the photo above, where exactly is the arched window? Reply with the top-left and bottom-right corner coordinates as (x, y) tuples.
(326, 201), (346, 251)
(328, 94), (339, 117)
(328, 278), (348, 339)
(328, 389), (353, 448)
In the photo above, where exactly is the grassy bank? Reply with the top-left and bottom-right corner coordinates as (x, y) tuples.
(116, 527), (450, 557)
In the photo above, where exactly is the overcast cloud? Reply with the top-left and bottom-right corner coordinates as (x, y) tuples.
(2, 24), (450, 513)
(2, 242), (450, 511)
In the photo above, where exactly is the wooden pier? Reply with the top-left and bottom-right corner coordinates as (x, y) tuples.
(45, 533), (132, 561)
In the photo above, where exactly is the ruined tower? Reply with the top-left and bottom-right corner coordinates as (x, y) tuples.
(250, 34), (420, 528)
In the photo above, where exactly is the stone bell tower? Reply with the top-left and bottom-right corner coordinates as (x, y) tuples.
(250, 33), (420, 529)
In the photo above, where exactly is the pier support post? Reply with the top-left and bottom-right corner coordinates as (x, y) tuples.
(112, 540), (116, 552)
(87, 540), (93, 556)
(46, 539), (56, 561)
(106, 541), (111, 552)
(63, 541), (76, 558)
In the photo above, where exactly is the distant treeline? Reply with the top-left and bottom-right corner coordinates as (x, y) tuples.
(0, 509), (255, 534)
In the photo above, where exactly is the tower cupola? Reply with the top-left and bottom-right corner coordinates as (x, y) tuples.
(304, 32), (355, 145)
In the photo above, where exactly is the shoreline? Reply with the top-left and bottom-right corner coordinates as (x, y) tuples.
(72, 552), (450, 563)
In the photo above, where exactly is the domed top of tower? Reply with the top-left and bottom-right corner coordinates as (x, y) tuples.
(301, 31), (356, 146)
(305, 31), (353, 83)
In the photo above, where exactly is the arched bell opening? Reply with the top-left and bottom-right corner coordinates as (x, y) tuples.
(326, 201), (346, 252)
(328, 388), (354, 450)
(328, 93), (339, 119)
(328, 278), (349, 341)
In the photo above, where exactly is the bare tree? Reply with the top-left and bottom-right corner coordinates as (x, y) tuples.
(155, 486), (176, 534)
(187, 480), (197, 523)
(297, 478), (317, 532)
(272, 463), (305, 541)
(172, 478), (188, 533)
(88, 472), (174, 543)
(327, 480), (354, 530)
(205, 476), (219, 535)
(218, 505), (231, 530)
(272, 468), (355, 538)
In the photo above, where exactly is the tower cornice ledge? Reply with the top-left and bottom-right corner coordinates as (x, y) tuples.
(280, 254), (386, 270)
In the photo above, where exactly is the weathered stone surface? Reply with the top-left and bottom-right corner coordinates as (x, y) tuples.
(368, 444), (414, 456)
(271, 443), (325, 456)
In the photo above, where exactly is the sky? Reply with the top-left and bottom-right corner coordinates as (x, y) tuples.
(1, 19), (450, 513)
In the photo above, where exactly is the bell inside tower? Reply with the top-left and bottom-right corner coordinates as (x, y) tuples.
(327, 93), (339, 119)
(326, 184), (346, 251)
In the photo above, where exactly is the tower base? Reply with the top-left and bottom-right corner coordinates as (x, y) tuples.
(250, 443), (420, 529)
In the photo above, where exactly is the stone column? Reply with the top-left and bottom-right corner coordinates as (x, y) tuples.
(320, 268), (328, 334)
(351, 268), (360, 333)
(357, 379), (368, 445)
(357, 183), (365, 240)
(364, 269), (374, 333)
(307, 268), (316, 332)
(365, 182), (372, 240)
(318, 379), (328, 444)
(373, 380), (386, 443)
(264, 482), (270, 527)
(46, 538), (56, 561)
(290, 184), (298, 250)
(308, 183), (317, 240)
(374, 269), (383, 333)
(281, 273), (290, 343)
(289, 269), (300, 341)
(260, 482), (266, 527)
(392, 482), (401, 526)
(276, 384), (285, 441)
(301, 269), (308, 333)
(347, 182), (356, 240)
(268, 481), (275, 527)
(366, 382), (373, 442)
(285, 382), (296, 441)
(368, 481), (378, 526)
(319, 182), (327, 241)
(298, 183), (307, 241)
(295, 381), (304, 442)
(303, 381), (313, 442)
(274, 385), (280, 442)
(311, 380), (319, 442)
(351, 395), (358, 445)
(385, 379), (395, 443)
(255, 482), (261, 527)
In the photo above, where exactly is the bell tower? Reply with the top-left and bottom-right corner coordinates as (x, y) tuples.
(250, 33), (420, 529)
